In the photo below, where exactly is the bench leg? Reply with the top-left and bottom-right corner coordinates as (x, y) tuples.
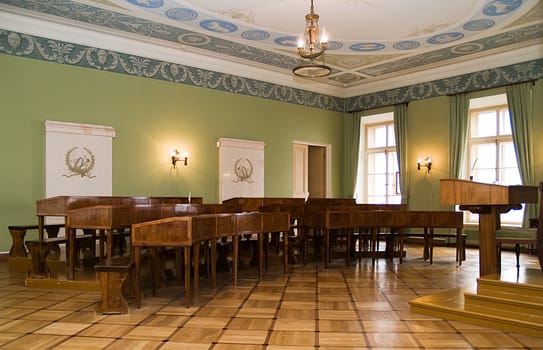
(515, 243), (521, 269)
(283, 231), (289, 274)
(27, 243), (49, 278)
(371, 228), (377, 265)
(496, 243), (502, 274)
(184, 246), (191, 307)
(258, 233), (264, 277)
(458, 233), (466, 264)
(95, 270), (130, 314)
(422, 228), (430, 261)
(134, 247), (142, 308)
(429, 228), (434, 265)
(192, 242), (200, 302)
(26, 242), (52, 279)
(210, 240), (217, 289)
(398, 229), (405, 264)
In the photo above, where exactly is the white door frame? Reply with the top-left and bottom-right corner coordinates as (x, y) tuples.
(292, 140), (332, 198)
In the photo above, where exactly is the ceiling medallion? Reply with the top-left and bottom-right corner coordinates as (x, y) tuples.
(292, 0), (332, 78)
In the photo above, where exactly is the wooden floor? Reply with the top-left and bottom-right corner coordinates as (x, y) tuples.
(0, 244), (542, 349)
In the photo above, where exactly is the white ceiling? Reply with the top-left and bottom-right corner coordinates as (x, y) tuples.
(1, 0), (542, 97)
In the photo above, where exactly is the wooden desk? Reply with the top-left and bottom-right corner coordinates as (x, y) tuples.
(131, 211), (290, 307)
(66, 204), (182, 279)
(35, 196), (201, 279)
(36, 195), (202, 240)
(440, 179), (538, 276)
(66, 205), (132, 280)
(304, 209), (463, 268)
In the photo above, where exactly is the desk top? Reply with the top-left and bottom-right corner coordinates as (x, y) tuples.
(440, 179), (538, 206)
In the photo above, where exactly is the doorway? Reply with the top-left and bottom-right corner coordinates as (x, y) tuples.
(292, 141), (331, 198)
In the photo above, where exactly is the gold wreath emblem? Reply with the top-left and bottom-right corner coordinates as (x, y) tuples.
(63, 146), (96, 178)
(233, 158), (254, 183)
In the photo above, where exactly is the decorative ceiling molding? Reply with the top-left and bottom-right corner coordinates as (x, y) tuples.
(344, 59), (543, 112)
(0, 29), (345, 111)
(1, 28), (541, 114)
(0, 0), (541, 97)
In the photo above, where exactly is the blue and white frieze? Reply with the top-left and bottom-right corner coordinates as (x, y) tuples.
(1, 30), (541, 114)
(393, 41), (421, 51)
(427, 32), (464, 45)
(241, 30), (270, 41)
(463, 19), (496, 31)
(200, 20), (238, 34)
(165, 8), (198, 22)
(127, 0), (164, 9)
(483, 0), (523, 16)
(350, 43), (386, 52)
(274, 36), (298, 47)
(346, 60), (543, 112)
(2, 0), (536, 55)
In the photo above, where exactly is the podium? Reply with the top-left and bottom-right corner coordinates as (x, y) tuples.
(440, 179), (538, 276)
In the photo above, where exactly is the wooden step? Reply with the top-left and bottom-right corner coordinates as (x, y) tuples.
(409, 286), (543, 337)
(476, 269), (543, 303)
(409, 268), (543, 338)
(464, 291), (543, 323)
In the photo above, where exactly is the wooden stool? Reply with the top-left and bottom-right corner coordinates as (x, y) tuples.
(95, 257), (134, 314)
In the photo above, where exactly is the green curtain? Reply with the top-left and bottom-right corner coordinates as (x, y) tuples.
(344, 112), (361, 198)
(393, 104), (408, 204)
(448, 93), (470, 179)
(506, 82), (537, 227)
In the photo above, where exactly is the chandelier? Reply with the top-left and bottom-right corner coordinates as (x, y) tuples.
(292, 0), (332, 78)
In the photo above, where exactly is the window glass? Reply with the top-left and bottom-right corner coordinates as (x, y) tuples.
(387, 125), (396, 147)
(367, 125), (387, 148)
(471, 111), (496, 138)
(499, 142), (521, 185)
(499, 109), (511, 135)
(467, 98), (522, 226)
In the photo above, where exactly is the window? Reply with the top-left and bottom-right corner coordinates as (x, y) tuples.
(355, 112), (400, 204)
(466, 94), (523, 226)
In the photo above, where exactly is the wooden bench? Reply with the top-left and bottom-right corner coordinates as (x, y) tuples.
(8, 224), (64, 258)
(25, 236), (68, 278)
(94, 256), (134, 314)
(25, 233), (101, 278)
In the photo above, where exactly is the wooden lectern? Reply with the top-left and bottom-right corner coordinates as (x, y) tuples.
(440, 179), (538, 277)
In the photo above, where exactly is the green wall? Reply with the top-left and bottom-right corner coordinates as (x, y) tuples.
(1, 53), (542, 253)
(0, 54), (344, 252)
(407, 96), (451, 210)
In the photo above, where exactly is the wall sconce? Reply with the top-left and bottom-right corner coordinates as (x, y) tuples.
(417, 156), (432, 174)
(171, 149), (188, 168)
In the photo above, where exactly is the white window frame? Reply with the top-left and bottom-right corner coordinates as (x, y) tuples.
(355, 112), (399, 204)
(466, 94), (523, 227)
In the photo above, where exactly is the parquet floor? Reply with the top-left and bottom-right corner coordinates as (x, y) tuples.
(1, 244), (542, 349)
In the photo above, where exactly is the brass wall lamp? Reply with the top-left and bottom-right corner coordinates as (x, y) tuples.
(417, 156), (432, 174)
(171, 149), (188, 168)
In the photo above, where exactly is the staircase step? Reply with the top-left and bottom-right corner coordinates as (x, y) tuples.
(464, 292), (543, 323)
(410, 268), (543, 338)
(409, 286), (543, 338)
(476, 269), (543, 303)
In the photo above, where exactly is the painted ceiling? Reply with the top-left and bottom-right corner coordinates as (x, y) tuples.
(0, 0), (542, 97)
